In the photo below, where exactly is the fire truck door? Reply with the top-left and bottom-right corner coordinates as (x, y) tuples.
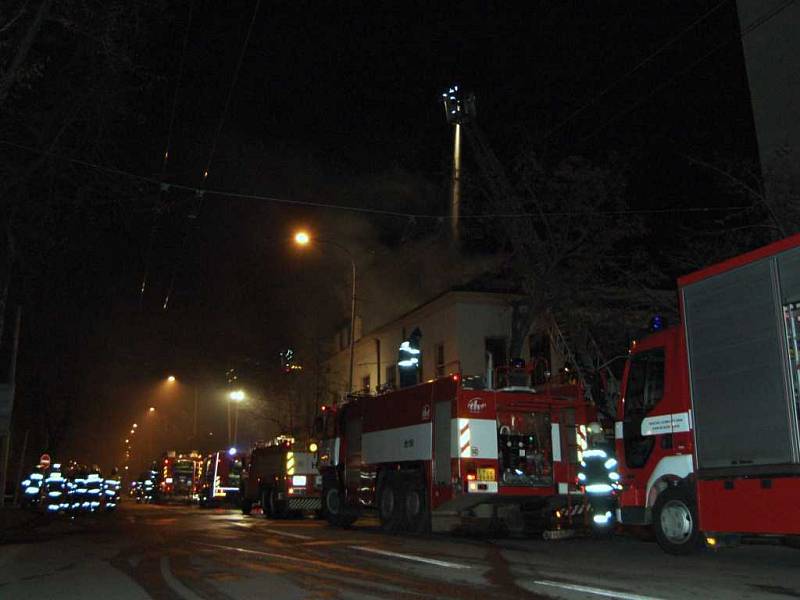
(433, 401), (451, 485)
(621, 349), (665, 501)
(344, 413), (362, 493)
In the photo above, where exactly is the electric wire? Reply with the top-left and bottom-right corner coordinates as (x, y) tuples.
(578, 0), (796, 143)
(0, 139), (751, 219)
(139, 0), (195, 309)
(540, 0), (731, 144)
(162, 0), (261, 311)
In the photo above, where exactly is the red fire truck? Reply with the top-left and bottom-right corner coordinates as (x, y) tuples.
(198, 449), (245, 507)
(615, 234), (800, 553)
(240, 438), (322, 518)
(317, 370), (597, 534)
(159, 451), (203, 502)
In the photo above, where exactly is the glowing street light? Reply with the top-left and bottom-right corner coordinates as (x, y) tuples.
(167, 375), (176, 383)
(148, 406), (155, 413)
(132, 423), (138, 428)
(227, 390), (245, 448)
(293, 230), (357, 394)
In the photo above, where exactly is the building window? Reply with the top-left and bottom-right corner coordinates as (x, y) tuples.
(435, 343), (445, 377)
(361, 374), (371, 393)
(385, 364), (396, 388)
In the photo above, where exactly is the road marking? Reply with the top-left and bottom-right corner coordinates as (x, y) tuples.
(194, 541), (362, 574)
(160, 556), (204, 600)
(349, 546), (470, 570)
(265, 528), (313, 540)
(532, 580), (665, 600)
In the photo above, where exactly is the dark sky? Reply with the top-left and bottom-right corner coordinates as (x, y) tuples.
(7, 0), (760, 470)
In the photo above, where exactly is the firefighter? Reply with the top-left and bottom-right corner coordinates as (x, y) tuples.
(103, 468), (121, 510)
(20, 465), (45, 509)
(43, 463), (67, 513)
(85, 467), (104, 512)
(578, 422), (620, 534)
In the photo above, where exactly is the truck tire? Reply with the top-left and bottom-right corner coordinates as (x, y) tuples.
(323, 484), (357, 528)
(269, 489), (287, 519)
(261, 489), (272, 519)
(653, 487), (702, 555)
(401, 472), (430, 534)
(241, 497), (253, 515)
(378, 472), (404, 533)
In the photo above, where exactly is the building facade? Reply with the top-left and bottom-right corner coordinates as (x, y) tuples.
(324, 290), (565, 399)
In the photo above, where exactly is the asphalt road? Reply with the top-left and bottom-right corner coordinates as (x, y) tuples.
(1, 502), (799, 599)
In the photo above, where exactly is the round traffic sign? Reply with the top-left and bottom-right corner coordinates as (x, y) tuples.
(39, 453), (51, 468)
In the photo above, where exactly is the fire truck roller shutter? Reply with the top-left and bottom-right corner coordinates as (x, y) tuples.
(683, 253), (800, 469)
(451, 418), (498, 458)
(362, 423), (432, 464)
(434, 401), (452, 484)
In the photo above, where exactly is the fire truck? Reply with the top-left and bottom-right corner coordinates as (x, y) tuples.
(316, 368), (597, 534)
(240, 437), (322, 518)
(615, 234), (800, 553)
(159, 451), (203, 502)
(199, 449), (244, 507)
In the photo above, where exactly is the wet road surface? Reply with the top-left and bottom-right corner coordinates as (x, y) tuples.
(1, 502), (799, 599)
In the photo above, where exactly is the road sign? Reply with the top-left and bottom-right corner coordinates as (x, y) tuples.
(39, 454), (51, 469)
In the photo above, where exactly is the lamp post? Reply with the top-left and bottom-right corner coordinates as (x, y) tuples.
(294, 230), (357, 395)
(165, 375), (199, 440)
(228, 390), (245, 448)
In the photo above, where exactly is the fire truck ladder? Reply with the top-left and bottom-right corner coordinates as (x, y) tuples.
(550, 316), (618, 408)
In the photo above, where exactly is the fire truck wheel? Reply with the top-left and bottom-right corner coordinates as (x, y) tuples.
(323, 485), (356, 528)
(401, 472), (429, 533)
(269, 489), (288, 519)
(378, 472), (404, 533)
(653, 487), (702, 555)
(261, 489), (272, 518)
(241, 498), (252, 515)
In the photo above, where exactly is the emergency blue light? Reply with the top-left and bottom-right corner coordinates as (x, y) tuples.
(650, 314), (664, 332)
(228, 447), (237, 456)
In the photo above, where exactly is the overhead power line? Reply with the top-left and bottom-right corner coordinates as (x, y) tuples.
(1, 139), (751, 219)
(579, 0), (796, 143)
(540, 0), (731, 143)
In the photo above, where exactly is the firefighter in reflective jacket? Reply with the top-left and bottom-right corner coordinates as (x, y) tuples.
(578, 423), (620, 531)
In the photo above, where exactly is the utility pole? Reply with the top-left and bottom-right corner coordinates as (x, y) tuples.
(0, 308), (21, 506)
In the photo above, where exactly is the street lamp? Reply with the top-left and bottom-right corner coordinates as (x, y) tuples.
(228, 390), (245, 447)
(148, 406), (155, 413)
(293, 230), (357, 395)
(163, 374), (200, 440)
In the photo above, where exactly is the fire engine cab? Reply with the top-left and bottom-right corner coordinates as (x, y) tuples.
(317, 367), (597, 534)
(240, 437), (322, 518)
(616, 234), (800, 553)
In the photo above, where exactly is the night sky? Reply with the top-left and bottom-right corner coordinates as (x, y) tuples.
(3, 1), (760, 471)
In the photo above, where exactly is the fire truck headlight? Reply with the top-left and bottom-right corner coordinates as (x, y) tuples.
(604, 458), (617, 469)
(165, 477), (173, 484)
(609, 472), (620, 481)
(25, 486), (39, 495)
(309, 443), (318, 453)
(577, 473), (586, 482)
(292, 475), (307, 487)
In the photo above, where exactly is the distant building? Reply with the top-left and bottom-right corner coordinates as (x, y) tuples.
(323, 290), (567, 400)
(737, 1), (800, 182)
